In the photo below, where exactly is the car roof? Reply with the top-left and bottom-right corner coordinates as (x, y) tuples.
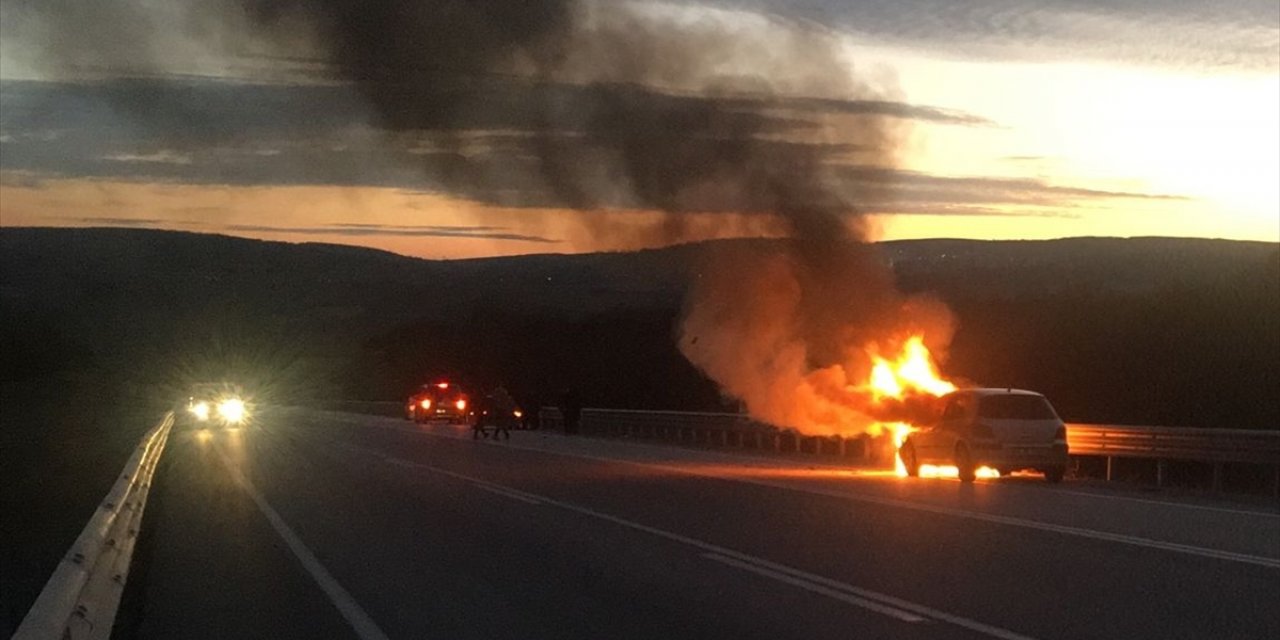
(950, 388), (1045, 398)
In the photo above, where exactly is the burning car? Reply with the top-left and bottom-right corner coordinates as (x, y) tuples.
(897, 388), (1069, 483)
(405, 381), (472, 424)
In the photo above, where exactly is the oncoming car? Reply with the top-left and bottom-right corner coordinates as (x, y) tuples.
(405, 382), (472, 424)
(898, 388), (1069, 483)
(183, 383), (250, 428)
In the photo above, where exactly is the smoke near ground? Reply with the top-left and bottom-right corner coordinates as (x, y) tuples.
(3, 0), (958, 435)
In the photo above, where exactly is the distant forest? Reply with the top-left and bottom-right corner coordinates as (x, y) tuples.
(2, 228), (1276, 430)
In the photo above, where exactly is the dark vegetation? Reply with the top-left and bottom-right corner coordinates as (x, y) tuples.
(2, 228), (1276, 428)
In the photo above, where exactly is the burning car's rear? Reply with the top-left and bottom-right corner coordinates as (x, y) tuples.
(899, 388), (1069, 482)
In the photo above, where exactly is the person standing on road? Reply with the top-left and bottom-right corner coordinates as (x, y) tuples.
(476, 385), (517, 441)
(560, 387), (582, 435)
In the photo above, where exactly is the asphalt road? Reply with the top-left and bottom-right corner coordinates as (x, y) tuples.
(121, 408), (1280, 639)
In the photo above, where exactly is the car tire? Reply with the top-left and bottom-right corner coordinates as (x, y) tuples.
(1044, 466), (1065, 483)
(900, 442), (919, 478)
(955, 444), (976, 483)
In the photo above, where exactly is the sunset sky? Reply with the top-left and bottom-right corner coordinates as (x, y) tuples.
(1, 0), (1276, 259)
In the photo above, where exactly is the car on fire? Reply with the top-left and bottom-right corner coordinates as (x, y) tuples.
(405, 381), (472, 424)
(897, 388), (1069, 483)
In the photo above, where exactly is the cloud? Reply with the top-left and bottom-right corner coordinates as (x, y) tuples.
(73, 216), (169, 226)
(738, 0), (1278, 72)
(328, 222), (508, 233)
(221, 223), (559, 243)
(103, 151), (194, 165)
(0, 77), (1183, 219)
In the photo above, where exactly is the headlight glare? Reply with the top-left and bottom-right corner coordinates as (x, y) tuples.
(217, 398), (246, 423)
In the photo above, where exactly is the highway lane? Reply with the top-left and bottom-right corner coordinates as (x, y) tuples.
(315, 410), (1280, 563)
(123, 408), (1280, 639)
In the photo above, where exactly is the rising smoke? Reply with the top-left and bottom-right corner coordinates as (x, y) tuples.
(4, 0), (956, 435)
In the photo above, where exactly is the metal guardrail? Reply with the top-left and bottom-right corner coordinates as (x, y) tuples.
(1066, 423), (1280, 491)
(545, 408), (1280, 492)
(1067, 424), (1280, 464)
(326, 400), (404, 418)
(342, 403), (1280, 493)
(15, 412), (174, 640)
(543, 407), (874, 458)
(538, 406), (564, 430)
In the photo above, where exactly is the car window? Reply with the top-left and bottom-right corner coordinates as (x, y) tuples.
(979, 395), (1058, 420)
(941, 395), (968, 421)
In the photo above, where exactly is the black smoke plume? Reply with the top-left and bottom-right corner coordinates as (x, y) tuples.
(5, 0), (958, 433)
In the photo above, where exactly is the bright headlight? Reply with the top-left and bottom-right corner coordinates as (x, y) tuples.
(217, 398), (246, 423)
(190, 401), (211, 421)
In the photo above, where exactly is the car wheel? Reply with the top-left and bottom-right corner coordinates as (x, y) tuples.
(955, 444), (976, 483)
(1044, 466), (1065, 484)
(899, 442), (919, 478)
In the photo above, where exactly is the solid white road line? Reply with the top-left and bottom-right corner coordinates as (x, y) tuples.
(472, 483), (544, 505)
(373, 423), (1280, 570)
(700, 553), (926, 623)
(214, 447), (391, 640)
(376, 453), (1039, 640)
(1044, 487), (1280, 519)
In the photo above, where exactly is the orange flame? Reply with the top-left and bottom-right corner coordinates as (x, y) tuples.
(868, 336), (956, 400)
(862, 336), (999, 479)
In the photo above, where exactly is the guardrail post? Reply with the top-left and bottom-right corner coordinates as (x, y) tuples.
(1105, 456), (1114, 482)
(1156, 459), (1166, 487)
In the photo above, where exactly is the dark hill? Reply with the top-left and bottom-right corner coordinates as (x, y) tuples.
(2, 227), (1276, 428)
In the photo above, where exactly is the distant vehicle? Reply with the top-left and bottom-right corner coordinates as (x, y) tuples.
(898, 388), (1069, 483)
(183, 382), (249, 427)
(405, 381), (472, 424)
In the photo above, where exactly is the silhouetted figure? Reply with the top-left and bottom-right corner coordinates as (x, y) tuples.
(561, 388), (582, 435)
(474, 386), (517, 441)
(517, 392), (538, 430)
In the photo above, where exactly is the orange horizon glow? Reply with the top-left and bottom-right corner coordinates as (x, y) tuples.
(1, 174), (1275, 262)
